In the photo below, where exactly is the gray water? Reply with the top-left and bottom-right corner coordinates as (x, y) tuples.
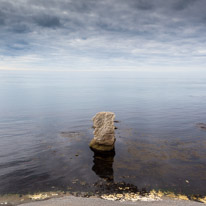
(0, 70), (206, 196)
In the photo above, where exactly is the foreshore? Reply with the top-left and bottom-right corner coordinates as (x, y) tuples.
(19, 196), (203, 206)
(1, 190), (206, 206)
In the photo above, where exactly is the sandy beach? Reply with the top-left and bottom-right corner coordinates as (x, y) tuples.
(19, 196), (203, 206)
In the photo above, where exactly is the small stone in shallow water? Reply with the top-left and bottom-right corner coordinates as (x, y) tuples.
(196, 123), (206, 130)
(60, 131), (83, 139)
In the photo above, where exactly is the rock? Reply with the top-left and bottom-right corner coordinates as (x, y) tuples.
(89, 112), (116, 152)
(196, 123), (206, 130)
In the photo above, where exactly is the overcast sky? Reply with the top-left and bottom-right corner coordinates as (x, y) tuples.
(0, 0), (206, 71)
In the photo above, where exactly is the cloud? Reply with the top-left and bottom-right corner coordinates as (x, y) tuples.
(129, 0), (154, 10)
(34, 15), (61, 28)
(0, 10), (5, 25)
(0, 0), (206, 71)
(173, 0), (196, 11)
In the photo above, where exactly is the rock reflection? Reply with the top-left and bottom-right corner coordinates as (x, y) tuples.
(91, 149), (115, 182)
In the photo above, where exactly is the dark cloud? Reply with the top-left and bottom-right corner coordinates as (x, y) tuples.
(0, 0), (204, 33)
(173, 0), (196, 11)
(34, 15), (61, 28)
(10, 24), (30, 33)
(62, 0), (95, 13)
(130, 0), (154, 10)
(0, 11), (5, 25)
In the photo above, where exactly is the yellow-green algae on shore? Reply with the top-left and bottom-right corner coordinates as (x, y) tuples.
(0, 191), (69, 205)
(101, 190), (206, 204)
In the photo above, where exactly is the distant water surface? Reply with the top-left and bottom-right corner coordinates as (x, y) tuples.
(0, 70), (206, 196)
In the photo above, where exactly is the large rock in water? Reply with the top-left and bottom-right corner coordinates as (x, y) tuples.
(89, 112), (116, 152)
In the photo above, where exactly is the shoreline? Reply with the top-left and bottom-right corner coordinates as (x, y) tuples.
(18, 195), (204, 206)
(1, 190), (206, 206)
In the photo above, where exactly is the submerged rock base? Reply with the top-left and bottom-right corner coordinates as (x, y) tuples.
(89, 139), (115, 152)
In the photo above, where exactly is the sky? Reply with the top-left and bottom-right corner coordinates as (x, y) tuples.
(0, 0), (206, 71)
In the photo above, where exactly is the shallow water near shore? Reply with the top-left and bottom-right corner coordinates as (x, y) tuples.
(0, 70), (206, 199)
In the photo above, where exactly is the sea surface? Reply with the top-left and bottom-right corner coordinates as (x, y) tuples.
(0, 70), (206, 196)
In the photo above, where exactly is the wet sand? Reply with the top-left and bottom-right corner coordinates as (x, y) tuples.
(19, 196), (203, 206)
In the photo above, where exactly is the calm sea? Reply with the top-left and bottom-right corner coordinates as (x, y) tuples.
(0, 70), (206, 196)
